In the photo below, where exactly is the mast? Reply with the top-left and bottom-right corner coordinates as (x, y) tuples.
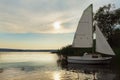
(91, 4), (95, 54)
(92, 26), (96, 54)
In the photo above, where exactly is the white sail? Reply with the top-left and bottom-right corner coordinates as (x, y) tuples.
(96, 26), (115, 55)
(72, 4), (93, 48)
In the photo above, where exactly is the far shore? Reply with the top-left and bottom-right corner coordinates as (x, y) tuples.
(0, 48), (57, 52)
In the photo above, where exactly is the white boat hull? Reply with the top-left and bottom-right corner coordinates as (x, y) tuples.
(68, 56), (112, 64)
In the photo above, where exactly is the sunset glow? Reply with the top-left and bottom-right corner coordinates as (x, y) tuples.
(53, 21), (61, 30)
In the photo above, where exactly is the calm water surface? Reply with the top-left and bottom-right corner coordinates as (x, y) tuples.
(0, 52), (120, 80)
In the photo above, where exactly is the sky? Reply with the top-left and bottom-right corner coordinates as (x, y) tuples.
(0, 0), (120, 49)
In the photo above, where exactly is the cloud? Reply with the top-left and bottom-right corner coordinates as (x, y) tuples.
(0, 0), (80, 33)
(0, 0), (119, 34)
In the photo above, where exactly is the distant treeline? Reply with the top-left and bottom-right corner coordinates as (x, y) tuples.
(0, 48), (57, 52)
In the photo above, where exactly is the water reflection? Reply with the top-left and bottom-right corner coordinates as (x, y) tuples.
(21, 66), (35, 72)
(66, 64), (116, 80)
(0, 52), (120, 80)
(57, 55), (120, 80)
(53, 71), (61, 80)
(0, 68), (3, 73)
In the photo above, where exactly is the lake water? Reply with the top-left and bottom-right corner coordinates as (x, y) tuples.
(0, 52), (120, 80)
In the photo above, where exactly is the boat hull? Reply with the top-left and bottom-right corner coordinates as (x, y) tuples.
(67, 57), (112, 64)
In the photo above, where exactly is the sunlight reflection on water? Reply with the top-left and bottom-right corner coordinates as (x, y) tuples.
(0, 52), (119, 80)
(0, 52), (58, 63)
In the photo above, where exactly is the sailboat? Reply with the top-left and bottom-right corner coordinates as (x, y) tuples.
(67, 4), (115, 64)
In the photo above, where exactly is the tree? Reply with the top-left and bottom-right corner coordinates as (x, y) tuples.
(108, 28), (120, 47)
(94, 4), (120, 39)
